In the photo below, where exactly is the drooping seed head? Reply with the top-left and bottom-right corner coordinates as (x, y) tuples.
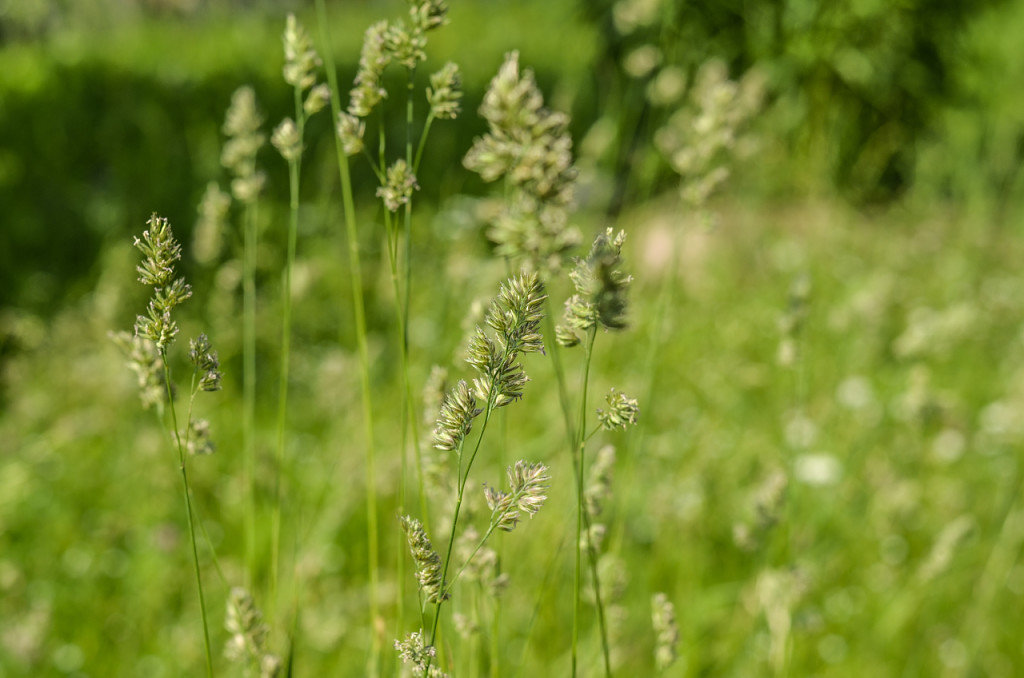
(652, 592), (679, 670)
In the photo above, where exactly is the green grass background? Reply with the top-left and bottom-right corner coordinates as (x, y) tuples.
(2, 0), (1024, 675)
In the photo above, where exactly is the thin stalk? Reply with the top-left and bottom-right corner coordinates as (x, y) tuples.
(382, 207), (411, 669)
(571, 328), (596, 678)
(404, 71), (430, 530)
(490, 593), (501, 678)
(242, 198), (259, 587)
(313, 3), (380, 670)
(392, 72), (415, 659)
(549, 315), (611, 678)
(161, 357), (214, 677)
(412, 112), (436, 173)
(542, 306), (575, 440)
(271, 87), (304, 609)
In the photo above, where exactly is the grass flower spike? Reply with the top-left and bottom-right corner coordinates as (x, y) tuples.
(395, 630), (448, 677)
(133, 215), (191, 351)
(193, 182), (231, 264)
(465, 271), (546, 407)
(225, 587), (281, 677)
(485, 461), (551, 532)
(377, 159), (419, 212)
(432, 379), (479, 452)
(271, 117), (302, 162)
(221, 86), (266, 203)
(597, 389), (639, 430)
(110, 331), (166, 410)
(427, 62), (462, 119)
(464, 51), (580, 272)
(188, 334), (222, 392)
(283, 13), (321, 91)
(124, 214), (218, 675)
(335, 112), (365, 156)
(558, 228), (632, 346)
(652, 592), (679, 670)
(349, 20), (391, 117)
(401, 516), (449, 604)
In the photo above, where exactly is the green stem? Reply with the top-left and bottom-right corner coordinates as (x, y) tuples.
(382, 208), (411, 665)
(161, 357), (214, 678)
(571, 329), (594, 678)
(413, 113), (436, 174)
(271, 88), (303, 610)
(543, 306), (576, 441)
(569, 326), (612, 678)
(547, 305), (613, 678)
(242, 197), (259, 588)
(404, 71), (430, 531)
(313, 3), (380, 670)
(490, 593), (501, 678)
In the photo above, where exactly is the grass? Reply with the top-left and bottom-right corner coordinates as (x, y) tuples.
(3, 3), (1024, 676)
(3, 193), (1024, 675)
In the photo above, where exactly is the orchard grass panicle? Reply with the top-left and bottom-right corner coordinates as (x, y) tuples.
(109, 330), (166, 411)
(484, 460), (551, 532)
(651, 592), (679, 671)
(555, 226), (636, 678)
(464, 51), (580, 274)
(121, 213), (222, 676)
(221, 85), (266, 204)
(597, 389), (639, 431)
(395, 630), (448, 677)
(401, 515), (449, 605)
(394, 271), (550, 675)
(225, 587), (281, 678)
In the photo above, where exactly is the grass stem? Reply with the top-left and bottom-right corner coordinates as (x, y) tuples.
(312, 3), (381, 671)
(161, 357), (214, 677)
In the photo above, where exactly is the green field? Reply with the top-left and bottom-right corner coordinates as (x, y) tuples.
(2, 1), (1024, 676)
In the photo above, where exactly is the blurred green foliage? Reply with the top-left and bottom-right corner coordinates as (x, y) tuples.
(579, 0), (1023, 206)
(2, 0), (1024, 315)
(5, 194), (1024, 675)
(3, 1), (1024, 675)
(0, 0), (596, 316)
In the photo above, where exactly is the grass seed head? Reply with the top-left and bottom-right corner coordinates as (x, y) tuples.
(349, 21), (391, 117)
(377, 159), (419, 212)
(271, 118), (302, 162)
(427, 62), (462, 120)
(283, 13), (321, 91)
(597, 389), (639, 431)
(400, 516), (449, 604)
(432, 379), (480, 451)
(336, 111), (366, 156)
(652, 592), (679, 670)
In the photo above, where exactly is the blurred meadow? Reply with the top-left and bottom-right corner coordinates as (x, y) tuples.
(3, 0), (1024, 676)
